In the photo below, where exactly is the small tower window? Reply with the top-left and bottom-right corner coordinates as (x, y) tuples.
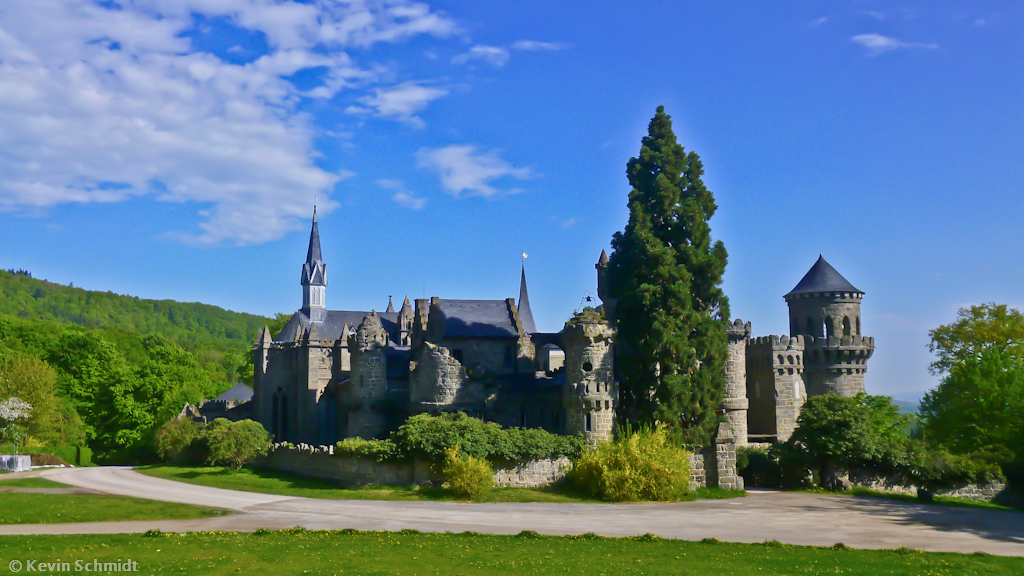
(842, 317), (851, 337)
(856, 317), (861, 336)
(585, 413), (592, 432)
(825, 317), (834, 338)
(582, 361), (593, 372)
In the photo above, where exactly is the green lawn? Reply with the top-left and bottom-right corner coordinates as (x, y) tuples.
(0, 529), (1018, 575)
(137, 464), (744, 503)
(0, 476), (228, 524)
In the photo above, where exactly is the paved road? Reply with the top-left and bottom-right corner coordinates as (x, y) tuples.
(1, 467), (1021, 556)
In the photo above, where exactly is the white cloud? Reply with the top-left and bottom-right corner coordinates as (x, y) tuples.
(808, 16), (828, 27)
(378, 179), (426, 210)
(0, 0), (457, 245)
(451, 45), (510, 68)
(561, 217), (576, 228)
(851, 33), (938, 55)
(510, 40), (568, 51)
(416, 145), (531, 199)
(860, 10), (887, 21)
(351, 82), (449, 128)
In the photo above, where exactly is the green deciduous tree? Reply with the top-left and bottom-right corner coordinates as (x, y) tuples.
(920, 346), (1024, 458)
(606, 106), (730, 444)
(206, 418), (271, 470)
(928, 303), (1024, 376)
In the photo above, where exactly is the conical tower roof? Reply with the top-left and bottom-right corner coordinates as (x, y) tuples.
(306, 206), (322, 263)
(518, 263), (538, 334)
(786, 255), (862, 297)
(301, 207), (327, 286)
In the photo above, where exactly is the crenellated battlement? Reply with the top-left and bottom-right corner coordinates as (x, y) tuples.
(748, 334), (805, 349)
(804, 335), (875, 349)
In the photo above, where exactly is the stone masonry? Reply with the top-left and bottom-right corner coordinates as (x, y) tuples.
(561, 312), (616, 446)
(723, 319), (751, 446)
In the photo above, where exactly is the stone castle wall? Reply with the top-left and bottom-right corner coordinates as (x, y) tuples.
(746, 335), (805, 442)
(258, 445), (572, 489)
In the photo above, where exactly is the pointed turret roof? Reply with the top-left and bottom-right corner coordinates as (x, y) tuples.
(306, 206), (322, 264)
(597, 249), (609, 267)
(786, 255), (862, 297)
(301, 208), (327, 287)
(386, 296), (395, 314)
(518, 263), (538, 334)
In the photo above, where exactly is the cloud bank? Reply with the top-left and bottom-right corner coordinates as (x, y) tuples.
(0, 0), (456, 245)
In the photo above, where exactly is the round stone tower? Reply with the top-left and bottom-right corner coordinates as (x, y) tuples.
(346, 311), (388, 438)
(785, 255), (874, 397)
(560, 310), (616, 445)
(723, 319), (751, 446)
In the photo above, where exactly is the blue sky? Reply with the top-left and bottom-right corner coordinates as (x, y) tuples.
(1, 1), (1021, 399)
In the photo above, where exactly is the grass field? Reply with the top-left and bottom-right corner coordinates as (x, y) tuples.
(0, 529), (1018, 575)
(138, 464), (745, 503)
(0, 477), (228, 524)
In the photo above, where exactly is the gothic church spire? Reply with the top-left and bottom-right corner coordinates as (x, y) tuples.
(518, 263), (537, 334)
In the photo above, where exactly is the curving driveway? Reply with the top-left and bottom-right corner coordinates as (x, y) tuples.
(0, 466), (1021, 556)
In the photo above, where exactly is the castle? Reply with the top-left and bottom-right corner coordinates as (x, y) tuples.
(252, 212), (874, 447)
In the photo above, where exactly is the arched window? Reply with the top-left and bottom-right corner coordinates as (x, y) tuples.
(843, 317), (852, 337)
(585, 413), (592, 432)
(825, 317), (834, 338)
(777, 354), (784, 365)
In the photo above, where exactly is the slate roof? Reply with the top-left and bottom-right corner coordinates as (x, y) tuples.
(275, 309), (401, 343)
(786, 255), (862, 297)
(436, 299), (520, 339)
(210, 382), (254, 403)
(517, 264), (537, 334)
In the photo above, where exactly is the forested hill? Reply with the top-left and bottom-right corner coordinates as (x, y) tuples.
(0, 269), (270, 352)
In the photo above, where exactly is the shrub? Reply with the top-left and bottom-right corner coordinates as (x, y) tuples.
(206, 418), (271, 470)
(334, 437), (400, 462)
(781, 393), (1002, 496)
(154, 417), (200, 462)
(392, 412), (584, 464)
(569, 426), (691, 502)
(441, 444), (493, 499)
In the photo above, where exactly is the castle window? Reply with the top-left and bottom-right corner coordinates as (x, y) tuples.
(777, 354), (784, 365)
(583, 361), (593, 372)
(825, 317), (834, 338)
(585, 413), (592, 432)
(856, 317), (861, 336)
(754, 382), (760, 399)
(843, 317), (851, 337)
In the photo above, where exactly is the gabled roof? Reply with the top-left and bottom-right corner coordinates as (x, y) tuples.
(275, 309), (402, 343)
(435, 299), (520, 338)
(518, 264), (537, 334)
(210, 382), (253, 403)
(786, 255), (862, 297)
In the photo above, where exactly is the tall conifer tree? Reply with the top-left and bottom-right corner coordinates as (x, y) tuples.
(607, 106), (730, 444)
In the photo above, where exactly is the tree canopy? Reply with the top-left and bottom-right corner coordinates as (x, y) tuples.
(927, 303), (1024, 376)
(920, 346), (1024, 459)
(606, 106), (730, 444)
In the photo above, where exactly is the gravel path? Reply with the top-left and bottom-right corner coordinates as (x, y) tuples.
(0, 466), (1019, 556)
